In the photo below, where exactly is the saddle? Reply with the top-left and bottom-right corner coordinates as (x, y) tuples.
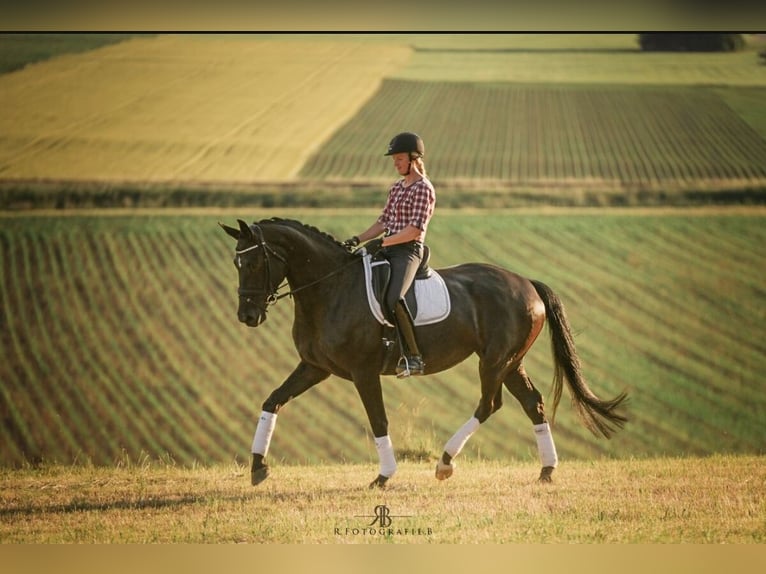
(362, 245), (451, 327)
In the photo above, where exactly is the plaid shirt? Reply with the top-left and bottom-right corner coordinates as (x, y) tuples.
(377, 177), (436, 239)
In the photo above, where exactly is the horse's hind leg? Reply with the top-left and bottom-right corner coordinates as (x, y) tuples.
(435, 361), (505, 480)
(504, 365), (558, 482)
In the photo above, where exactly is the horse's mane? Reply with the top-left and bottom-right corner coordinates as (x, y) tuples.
(256, 217), (346, 250)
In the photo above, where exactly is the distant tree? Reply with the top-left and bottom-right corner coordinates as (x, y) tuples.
(638, 33), (745, 52)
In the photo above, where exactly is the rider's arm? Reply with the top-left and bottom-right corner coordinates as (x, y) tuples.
(382, 225), (422, 246)
(356, 221), (387, 243)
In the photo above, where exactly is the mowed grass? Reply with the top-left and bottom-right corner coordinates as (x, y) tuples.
(1, 455), (764, 543)
(1, 209), (764, 470)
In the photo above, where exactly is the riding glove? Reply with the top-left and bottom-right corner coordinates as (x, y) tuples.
(363, 238), (385, 256)
(342, 236), (360, 250)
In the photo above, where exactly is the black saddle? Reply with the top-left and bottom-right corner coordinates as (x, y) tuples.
(371, 245), (433, 320)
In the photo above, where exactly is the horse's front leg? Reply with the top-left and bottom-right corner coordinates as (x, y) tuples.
(352, 373), (396, 489)
(250, 361), (330, 485)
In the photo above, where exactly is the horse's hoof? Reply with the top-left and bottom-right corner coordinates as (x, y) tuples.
(251, 465), (270, 486)
(538, 466), (554, 483)
(369, 474), (389, 489)
(435, 461), (454, 480)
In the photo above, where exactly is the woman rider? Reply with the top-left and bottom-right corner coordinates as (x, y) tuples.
(343, 132), (436, 378)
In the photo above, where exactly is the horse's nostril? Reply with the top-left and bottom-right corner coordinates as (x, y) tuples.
(238, 308), (263, 327)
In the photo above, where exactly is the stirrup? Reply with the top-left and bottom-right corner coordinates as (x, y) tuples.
(396, 355), (425, 378)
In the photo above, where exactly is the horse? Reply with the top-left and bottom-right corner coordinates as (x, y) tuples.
(220, 217), (628, 488)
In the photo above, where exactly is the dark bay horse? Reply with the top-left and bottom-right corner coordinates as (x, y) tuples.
(221, 218), (628, 488)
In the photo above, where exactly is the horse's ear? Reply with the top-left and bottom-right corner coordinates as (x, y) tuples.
(219, 222), (240, 240)
(237, 219), (254, 240)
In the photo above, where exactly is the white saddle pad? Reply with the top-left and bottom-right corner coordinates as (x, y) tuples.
(362, 254), (451, 327)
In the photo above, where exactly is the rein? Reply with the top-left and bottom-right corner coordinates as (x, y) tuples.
(272, 257), (361, 302)
(236, 225), (361, 306)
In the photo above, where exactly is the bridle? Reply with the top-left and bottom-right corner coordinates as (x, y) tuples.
(235, 224), (361, 308)
(235, 225), (287, 307)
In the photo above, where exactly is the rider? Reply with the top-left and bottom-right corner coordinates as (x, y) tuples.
(343, 132), (436, 377)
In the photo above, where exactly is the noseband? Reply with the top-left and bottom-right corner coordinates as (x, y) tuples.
(235, 225), (287, 307)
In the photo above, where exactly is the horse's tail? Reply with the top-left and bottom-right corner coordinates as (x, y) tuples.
(531, 279), (628, 438)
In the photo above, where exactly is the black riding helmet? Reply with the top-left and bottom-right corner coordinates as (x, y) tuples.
(384, 132), (424, 159)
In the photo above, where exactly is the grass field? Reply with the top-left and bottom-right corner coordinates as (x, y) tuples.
(396, 35), (766, 87)
(1, 455), (764, 543)
(1, 208), (764, 469)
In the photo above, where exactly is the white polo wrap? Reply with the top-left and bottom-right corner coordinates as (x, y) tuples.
(251, 411), (278, 456)
(374, 435), (397, 478)
(444, 416), (481, 458)
(533, 422), (558, 468)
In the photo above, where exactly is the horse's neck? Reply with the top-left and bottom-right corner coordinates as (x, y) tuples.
(275, 228), (348, 289)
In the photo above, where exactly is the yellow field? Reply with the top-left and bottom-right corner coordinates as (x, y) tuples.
(0, 35), (411, 182)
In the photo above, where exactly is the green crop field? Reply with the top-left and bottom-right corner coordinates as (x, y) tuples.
(299, 81), (766, 187)
(1, 209), (764, 469)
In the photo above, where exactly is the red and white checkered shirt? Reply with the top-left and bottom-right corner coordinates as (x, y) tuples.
(377, 177), (436, 240)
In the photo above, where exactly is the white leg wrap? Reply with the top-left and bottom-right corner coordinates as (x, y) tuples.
(533, 422), (558, 468)
(444, 417), (481, 458)
(374, 435), (397, 478)
(251, 411), (278, 457)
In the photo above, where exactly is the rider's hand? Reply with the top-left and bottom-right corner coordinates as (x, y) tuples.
(364, 238), (384, 256)
(342, 236), (360, 251)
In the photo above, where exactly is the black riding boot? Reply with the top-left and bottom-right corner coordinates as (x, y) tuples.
(394, 300), (425, 378)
